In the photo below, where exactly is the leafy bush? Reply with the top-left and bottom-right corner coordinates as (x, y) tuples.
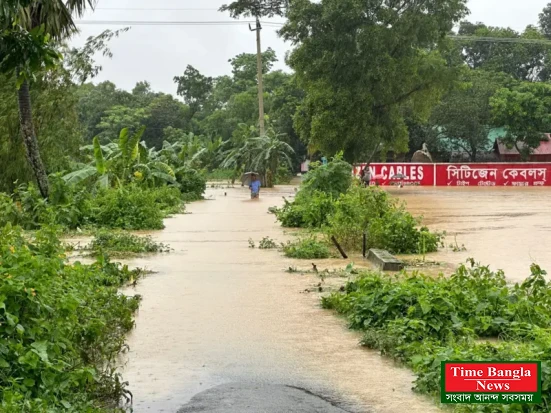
(327, 185), (441, 254)
(323, 262), (551, 412)
(0, 225), (143, 411)
(176, 167), (206, 200)
(275, 190), (336, 228)
(258, 236), (278, 249)
(275, 181), (441, 254)
(85, 231), (171, 257)
(89, 186), (166, 230)
(282, 237), (333, 259)
(274, 165), (294, 185)
(207, 169), (236, 182)
(301, 153), (353, 198)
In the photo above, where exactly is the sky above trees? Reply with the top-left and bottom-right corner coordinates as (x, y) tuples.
(69, 0), (547, 95)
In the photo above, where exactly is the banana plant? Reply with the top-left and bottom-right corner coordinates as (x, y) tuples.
(63, 126), (176, 188)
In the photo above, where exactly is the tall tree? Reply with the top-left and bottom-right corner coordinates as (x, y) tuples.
(458, 21), (551, 82)
(540, 3), (551, 40)
(220, 0), (288, 18)
(0, 0), (95, 198)
(281, 0), (468, 162)
(174, 65), (214, 119)
(430, 70), (513, 161)
(491, 82), (551, 159)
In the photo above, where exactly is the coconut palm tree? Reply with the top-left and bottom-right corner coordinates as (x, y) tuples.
(0, 0), (95, 198)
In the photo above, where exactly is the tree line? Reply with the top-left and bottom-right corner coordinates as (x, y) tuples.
(3, 0), (551, 197)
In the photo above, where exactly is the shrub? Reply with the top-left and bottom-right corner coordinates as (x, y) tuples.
(274, 165), (294, 185)
(282, 237), (333, 259)
(323, 262), (551, 412)
(0, 225), (143, 411)
(207, 169), (235, 182)
(89, 186), (166, 230)
(327, 185), (440, 254)
(176, 167), (206, 200)
(85, 231), (171, 257)
(300, 153), (353, 199)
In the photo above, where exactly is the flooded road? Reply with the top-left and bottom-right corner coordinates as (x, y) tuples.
(393, 187), (551, 283)
(120, 185), (439, 413)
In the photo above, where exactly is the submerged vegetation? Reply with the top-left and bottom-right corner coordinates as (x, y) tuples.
(84, 231), (171, 257)
(323, 261), (551, 411)
(0, 225), (143, 411)
(273, 155), (441, 255)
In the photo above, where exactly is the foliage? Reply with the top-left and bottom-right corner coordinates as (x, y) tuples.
(175, 167), (206, 200)
(281, 0), (468, 162)
(220, 0), (288, 18)
(458, 21), (551, 82)
(0, 224), (142, 411)
(430, 70), (514, 161)
(222, 124), (295, 187)
(174, 65), (214, 118)
(258, 236), (277, 249)
(88, 186), (178, 230)
(491, 82), (551, 159)
(282, 236), (332, 259)
(273, 155), (440, 254)
(300, 153), (352, 199)
(327, 185), (441, 254)
(85, 231), (171, 257)
(323, 262), (551, 412)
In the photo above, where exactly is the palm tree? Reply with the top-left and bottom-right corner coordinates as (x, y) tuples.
(222, 126), (294, 187)
(1, 0), (95, 198)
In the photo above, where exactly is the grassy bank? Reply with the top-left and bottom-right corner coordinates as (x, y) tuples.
(0, 225), (145, 411)
(323, 262), (551, 412)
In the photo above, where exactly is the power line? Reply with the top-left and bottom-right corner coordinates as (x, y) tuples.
(449, 35), (551, 45)
(96, 8), (219, 11)
(75, 20), (285, 27)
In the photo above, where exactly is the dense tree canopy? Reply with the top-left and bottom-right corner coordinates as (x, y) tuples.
(280, 0), (469, 162)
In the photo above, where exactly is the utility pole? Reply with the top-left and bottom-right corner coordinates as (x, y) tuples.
(250, 17), (265, 136)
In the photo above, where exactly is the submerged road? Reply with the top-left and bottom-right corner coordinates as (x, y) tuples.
(119, 185), (438, 413)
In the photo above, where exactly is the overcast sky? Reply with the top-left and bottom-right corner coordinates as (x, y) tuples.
(70, 0), (550, 95)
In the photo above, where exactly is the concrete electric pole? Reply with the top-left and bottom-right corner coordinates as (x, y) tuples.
(250, 17), (265, 136)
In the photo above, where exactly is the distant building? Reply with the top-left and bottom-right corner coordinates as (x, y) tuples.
(493, 135), (551, 162)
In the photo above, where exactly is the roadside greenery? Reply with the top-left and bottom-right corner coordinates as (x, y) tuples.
(323, 261), (551, 412)
(0, 224), (143, 411)
(273, 156), (441, 255)
(282, 237), (333, 259)
(84, 231), (171, 257)
(0, 178), (185, 231)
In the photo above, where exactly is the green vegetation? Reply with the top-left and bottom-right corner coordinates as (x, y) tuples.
(258, 236), (278, 250)
(85, 231), (171, 257)
(0, 224), (144, 411)
(282, 237), (333, 260)
(274, 156), (441, 254)
(0, 179), (184, 231)
(323, 262), (551, 411)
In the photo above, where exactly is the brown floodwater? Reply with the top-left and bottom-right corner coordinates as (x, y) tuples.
(118, 185), (440, 413)
(391, 186), (551, 283)
(117, 184), (549, 412)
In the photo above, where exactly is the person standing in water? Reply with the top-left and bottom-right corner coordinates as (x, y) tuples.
(249, 174), (261, 199)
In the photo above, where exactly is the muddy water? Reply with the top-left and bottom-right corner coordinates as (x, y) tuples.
(391, 187), (551, 283)
(120, 186), (439, 413)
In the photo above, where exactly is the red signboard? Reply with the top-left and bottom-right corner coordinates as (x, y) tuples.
(435, 164), (550, 187)
(354, 163), (434, 186)
(354, 163), (551, 187)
